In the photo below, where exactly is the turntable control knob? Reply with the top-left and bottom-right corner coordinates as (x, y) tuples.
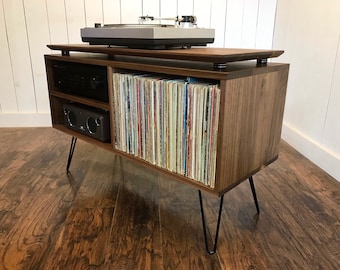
(181, 16), (197, 24)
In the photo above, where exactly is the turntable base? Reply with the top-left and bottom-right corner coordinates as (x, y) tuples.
(80, 24), (215, 49)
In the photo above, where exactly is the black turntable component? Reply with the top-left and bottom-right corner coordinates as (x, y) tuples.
(53, 62), (108, 102)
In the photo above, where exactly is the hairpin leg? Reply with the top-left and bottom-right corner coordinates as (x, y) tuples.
(248, 176), (260, 214)
(198, 190), (224, 255)
(66, 136), (77, 172)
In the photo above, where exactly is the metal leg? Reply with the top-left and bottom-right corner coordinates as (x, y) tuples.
(66, 136), (77, 172)
(248, 176), (260, 214)
(198, 190), (224, 255)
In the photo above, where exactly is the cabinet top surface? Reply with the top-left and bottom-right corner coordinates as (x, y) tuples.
(47, 44), (284, 64)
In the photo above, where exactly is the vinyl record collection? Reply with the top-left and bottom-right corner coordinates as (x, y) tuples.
(112, 72), (221, 187)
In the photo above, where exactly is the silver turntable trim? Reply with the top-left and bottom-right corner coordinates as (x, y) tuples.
(81, 26), (214, 39)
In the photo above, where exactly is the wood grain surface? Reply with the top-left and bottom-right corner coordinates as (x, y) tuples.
(46, 44), (284, 64)
(215, 65), (289, 194)
(0, 128), (339, 269)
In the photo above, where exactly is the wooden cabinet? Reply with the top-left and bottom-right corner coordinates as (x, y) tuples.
(45, 45), (289, 196)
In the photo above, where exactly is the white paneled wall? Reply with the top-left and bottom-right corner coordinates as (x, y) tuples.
(273, 0), (340, 181)
(0, 0), (16, 114)
(3, 0), (36, 114)
(160, 0), (176, 19)
(46, 0), (69, 44)
(0, 0), (277, 127)
(102, 0), (120, 24)
(323, 37), (340, 154)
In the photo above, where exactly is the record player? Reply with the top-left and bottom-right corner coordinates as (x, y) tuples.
(81, 15), (215, 49)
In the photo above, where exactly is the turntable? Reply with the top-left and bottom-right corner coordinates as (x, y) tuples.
(81, 15), (215, 49)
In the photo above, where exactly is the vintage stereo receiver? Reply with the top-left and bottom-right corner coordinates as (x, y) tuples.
(53, 62), (108, 102)
(63, 103), (111, 142)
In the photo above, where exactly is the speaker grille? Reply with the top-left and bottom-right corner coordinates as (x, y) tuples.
(62, 103), (110, 142)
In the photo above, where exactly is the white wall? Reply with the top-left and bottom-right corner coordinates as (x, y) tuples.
(0, 0), (276, 127)
(273, 0), (340, 181)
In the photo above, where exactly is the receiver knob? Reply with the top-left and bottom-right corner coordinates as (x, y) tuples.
(90, 76), (103, 90)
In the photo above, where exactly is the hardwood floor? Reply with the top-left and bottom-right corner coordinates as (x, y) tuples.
(0, 127), (339, 269)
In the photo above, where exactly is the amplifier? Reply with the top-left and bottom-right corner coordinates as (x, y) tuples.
(63, 103), (111, 142)
(53, 62), (108, 102)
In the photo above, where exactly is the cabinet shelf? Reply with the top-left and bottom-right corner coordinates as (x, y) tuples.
(50, 90), (110, 111)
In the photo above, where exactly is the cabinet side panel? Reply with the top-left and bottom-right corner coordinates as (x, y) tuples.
(45, 57), (58, 126)
(265, 66), (289, 160)
(107, 66), (115, 147)
(215, 65), (289, 193)
(49, 96), (65, 126)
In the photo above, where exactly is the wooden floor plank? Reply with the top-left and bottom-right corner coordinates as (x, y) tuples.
(201, 140), (340, 270)
(0, 128), (107, 269)
(257, 145), (340, 269)
(70, 147), (119, 209)
(0, 143), (79, 269)
(0, 128), (66, 189)
(106, 158), (163, 269)
(42, 207), (114, 269)
(158, 178), (222, 270)
(202, 182), (268, 270)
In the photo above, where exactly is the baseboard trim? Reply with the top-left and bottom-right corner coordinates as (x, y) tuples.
(0, 113), (52, 127)
(282, 122), (340, 182)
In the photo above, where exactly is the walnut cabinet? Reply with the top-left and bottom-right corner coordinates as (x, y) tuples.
(45, 45), (289, 197)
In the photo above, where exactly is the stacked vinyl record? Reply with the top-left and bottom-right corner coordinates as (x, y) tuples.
(112, 72), (220, 187)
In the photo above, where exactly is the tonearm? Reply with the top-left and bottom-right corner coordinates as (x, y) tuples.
(138, 15), (197, 27)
